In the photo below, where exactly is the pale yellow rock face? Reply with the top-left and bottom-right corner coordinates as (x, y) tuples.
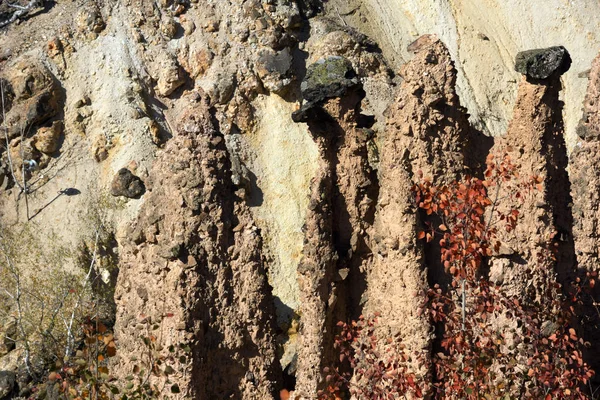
(326, 0), (600, 148)
(246, 94), (319, 322)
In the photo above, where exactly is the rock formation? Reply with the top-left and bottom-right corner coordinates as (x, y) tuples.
(114, 93), (280, 398)
(571, 52), (600, 369)
(488, 51), (574, 301)
(2, 1), (600, 399)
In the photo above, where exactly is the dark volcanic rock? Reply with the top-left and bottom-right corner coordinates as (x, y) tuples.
(110, 168), (145, 199)
(292, 56), (360, 122)
(301, 56), (358, 103)
(515, 46), (571, 80)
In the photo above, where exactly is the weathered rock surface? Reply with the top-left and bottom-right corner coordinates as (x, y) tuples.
(489, 73), (574, 300)
(0, 60), (61, 139)
(3, 0), (600, 397)
(292, 25), (383, 393)
(515, 46), (571, 80)
(385, 35), (482, 182)
(114, 93), (280, 398)
(360, 35), (478, 395)
(32, 121), (63, 154)
(295, 89), (378, 397)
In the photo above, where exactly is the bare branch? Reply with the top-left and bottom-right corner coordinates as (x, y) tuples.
(64, 226), (102, 359)
(0, 239), (33, 375)
(0, 0), (42, 29)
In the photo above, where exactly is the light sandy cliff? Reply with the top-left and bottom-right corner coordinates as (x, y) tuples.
(325, 0), (600, 148)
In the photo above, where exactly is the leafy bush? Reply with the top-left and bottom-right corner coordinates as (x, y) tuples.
(43, 314), (189, 400)
(322, 154), (595, 399)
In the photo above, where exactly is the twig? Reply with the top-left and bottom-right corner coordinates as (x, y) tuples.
(64, 226), (102, 359)
(19, 127), (30, 220)
(461, 278), (466, 331)
(0, 0), (42, 28)
(333, 5), (348, 27)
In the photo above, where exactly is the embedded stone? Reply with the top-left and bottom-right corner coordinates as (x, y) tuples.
(110, 168), (145, 199)
(256, 47), (293, 94)
(157, 62), (185, 97)
(1, 60), (61, 138)
(32, 121), (63, 154)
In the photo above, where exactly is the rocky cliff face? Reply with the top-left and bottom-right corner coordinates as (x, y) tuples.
(2, 0), (600, 399)
(113, 93), (280, 398)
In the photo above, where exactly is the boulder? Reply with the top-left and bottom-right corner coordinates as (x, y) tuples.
(75, 3), (105, 40)
(111, 168), (145, 199)
(515, 46), (571, 80)
(204, 71), (236, 105)
(292, 56), (360, 122)
(91, 133), (109, 162)
(156, 58), (185, 97)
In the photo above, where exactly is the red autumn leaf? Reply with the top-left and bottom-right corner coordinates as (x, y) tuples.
(106, 342), (117, 357)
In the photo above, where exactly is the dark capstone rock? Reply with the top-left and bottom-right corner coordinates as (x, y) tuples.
(0, 371), (16, 400)
(515, 46), (571, 80)
(110, 168), (145, 199)
(292, 56), (360, 122)
(301, 56), (358, 103)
